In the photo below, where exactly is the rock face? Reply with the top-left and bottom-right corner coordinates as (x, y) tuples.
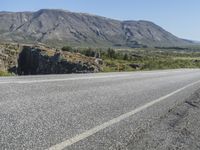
(0, 43), (101, 75)
(17, 46), (100, 75)
(0, 9), (193, 47)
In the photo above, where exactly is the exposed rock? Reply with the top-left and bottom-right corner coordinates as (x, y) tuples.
(129, 63), (142, 69)
(17, 45), (101, 75)
(0, 43), (101, 75)
(95, 58), (103, 65)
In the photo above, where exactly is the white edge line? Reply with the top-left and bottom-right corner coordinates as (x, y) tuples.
(1, 69), (198, 84)
(0, 74), (130, 84)
(48, 80), (200, 150)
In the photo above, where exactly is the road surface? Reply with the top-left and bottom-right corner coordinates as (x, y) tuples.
(0, 69), (200, 150)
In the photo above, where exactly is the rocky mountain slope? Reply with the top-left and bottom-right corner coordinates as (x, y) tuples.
(0, 9), (193, 47)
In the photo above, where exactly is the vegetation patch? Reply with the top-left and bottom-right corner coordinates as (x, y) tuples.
(0, 71), (12, 76)
(61, 45), (200, 72)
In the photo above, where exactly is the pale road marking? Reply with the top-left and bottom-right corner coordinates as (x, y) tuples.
(0, 74), (130, 84)
(48, 79), (200, 150)
(0, 69), (195, 84)
(0, 69), (198, 84)
(0, 71), (168, 84)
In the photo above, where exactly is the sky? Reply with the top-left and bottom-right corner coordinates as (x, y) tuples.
(1, 0), (200, 41)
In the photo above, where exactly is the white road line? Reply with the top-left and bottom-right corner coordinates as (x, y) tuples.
(0, 69), (198, 84)
(48, 79), (200, 150)
(0, 74), (130, 84)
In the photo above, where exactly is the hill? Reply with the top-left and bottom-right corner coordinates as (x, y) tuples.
(0, 9), (194, 48)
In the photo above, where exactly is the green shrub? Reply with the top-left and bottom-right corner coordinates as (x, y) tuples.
(107, 48), (116, 58)
(0, 71), (12, 76)
(123, 53), (129, 60)
(62, 46), (73, 52)
(82, 48), (96, 57)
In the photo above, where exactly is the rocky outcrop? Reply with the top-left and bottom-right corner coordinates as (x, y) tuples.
(17, 46), (101, 75)
(0, 43), (101, 75)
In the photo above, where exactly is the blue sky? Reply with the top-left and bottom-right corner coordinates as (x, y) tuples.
(1, 0), (200, 41)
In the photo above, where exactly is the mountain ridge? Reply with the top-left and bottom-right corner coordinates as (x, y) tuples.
(0, 9), (195, 48)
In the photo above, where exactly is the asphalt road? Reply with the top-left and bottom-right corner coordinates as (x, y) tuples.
(0, 69), (200, 150)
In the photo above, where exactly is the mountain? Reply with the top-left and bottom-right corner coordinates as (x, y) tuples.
(0, 9), (193, 47)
